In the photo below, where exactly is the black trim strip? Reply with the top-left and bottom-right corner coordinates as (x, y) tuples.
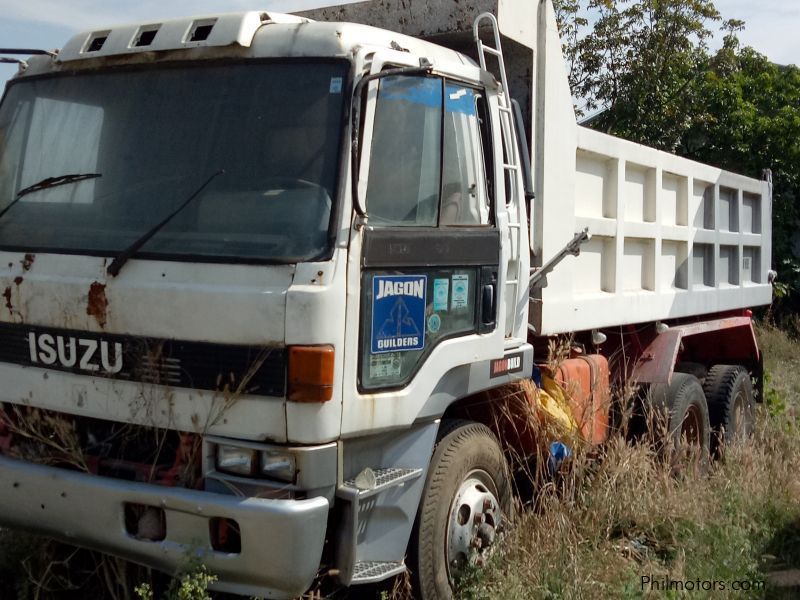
(362, 228), (500, 268)
(0, 323), (286, 397)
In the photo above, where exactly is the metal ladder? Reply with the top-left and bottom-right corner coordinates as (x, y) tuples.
(473, 13), (524, 343)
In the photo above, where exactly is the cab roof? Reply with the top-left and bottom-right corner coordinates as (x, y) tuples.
(18, 11), (475, 78)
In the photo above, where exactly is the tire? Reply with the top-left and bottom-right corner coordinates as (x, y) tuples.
(674, 361), (708, 382)
(410, 420), (513, 600)
(648, 373), (711, 470)
(703, 365), (754, 452)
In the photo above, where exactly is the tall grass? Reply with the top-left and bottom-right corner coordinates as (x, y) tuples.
(460, 323), (800, 599)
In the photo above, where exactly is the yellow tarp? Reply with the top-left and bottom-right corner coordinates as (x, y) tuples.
(536, 374), (579, 436)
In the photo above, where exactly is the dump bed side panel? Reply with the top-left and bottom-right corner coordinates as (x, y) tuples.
(535, 126), (772, 335)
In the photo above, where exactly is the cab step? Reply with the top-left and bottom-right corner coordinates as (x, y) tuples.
(339, 467), (422, 500)
(351, 560), (406, 584)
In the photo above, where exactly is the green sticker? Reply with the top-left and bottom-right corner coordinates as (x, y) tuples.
(433, 278), (449, 311)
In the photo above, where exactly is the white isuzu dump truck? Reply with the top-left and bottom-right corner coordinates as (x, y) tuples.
(0, 1), (772, 598)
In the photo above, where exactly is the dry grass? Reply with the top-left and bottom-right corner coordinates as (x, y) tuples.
(460, 323), (800, 599)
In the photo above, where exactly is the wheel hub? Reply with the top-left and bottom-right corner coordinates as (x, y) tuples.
(682, 404), (702, 446)
(732, 391), (746, 437)
(446, 472), (501, 580)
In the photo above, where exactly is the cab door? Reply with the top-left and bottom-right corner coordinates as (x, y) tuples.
(341, 72), (509, 435)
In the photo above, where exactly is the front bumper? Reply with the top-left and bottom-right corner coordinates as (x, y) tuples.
(0, 455), (329, 598)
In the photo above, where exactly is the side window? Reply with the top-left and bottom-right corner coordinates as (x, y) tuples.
(366, 76), (442, 226)
(365, 76), (494, 228)
(441, 84), (491, 226)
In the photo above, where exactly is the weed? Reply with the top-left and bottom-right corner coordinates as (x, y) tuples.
(134, 565), (216, 600)
(460, 323), (800, 599)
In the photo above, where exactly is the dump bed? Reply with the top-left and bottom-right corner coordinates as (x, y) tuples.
(540, 127), (772, 334)
(300, 0), (773, 335)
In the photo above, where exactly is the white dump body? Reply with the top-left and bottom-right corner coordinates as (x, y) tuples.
(534, 126), (772, 335)
(299, 0), (773, 335)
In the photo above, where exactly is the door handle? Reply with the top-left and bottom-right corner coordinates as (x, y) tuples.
(481, 283), (495, 327)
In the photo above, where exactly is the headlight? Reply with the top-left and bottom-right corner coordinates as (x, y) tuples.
(260, 450), (296, 483)
(215, 445), (256, 476)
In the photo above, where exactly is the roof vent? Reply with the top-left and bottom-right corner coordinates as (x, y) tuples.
(84, 31), (110, 53)
(133, 25), (160, 47)
(186, 19), (217, 43)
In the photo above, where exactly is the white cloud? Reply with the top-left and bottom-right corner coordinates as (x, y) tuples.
(715, 0), (800, 65)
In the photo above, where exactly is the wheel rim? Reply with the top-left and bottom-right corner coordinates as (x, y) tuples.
(445, 469), (501, 582)
(681, 404), (702, 446)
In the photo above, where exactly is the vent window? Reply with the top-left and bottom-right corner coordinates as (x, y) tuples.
(133, 26), (160, 47)
(84, 31), (110, 53)
(187, 19), (217, 42)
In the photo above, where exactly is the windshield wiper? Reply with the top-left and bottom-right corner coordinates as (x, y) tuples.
(107, 170), (224, 277)
(0, 172), (102, 222)
(16, 173), (102, 200)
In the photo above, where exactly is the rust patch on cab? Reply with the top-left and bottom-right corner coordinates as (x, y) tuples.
(2, 287), (11, 312)
(87, 281), (108, 328)
(21, 254), (34, 271)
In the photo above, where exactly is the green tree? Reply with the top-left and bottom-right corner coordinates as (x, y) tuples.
(556, 0), (722, 151)
(685, 42), (800, 307)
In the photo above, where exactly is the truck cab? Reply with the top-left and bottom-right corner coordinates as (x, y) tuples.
(0, 10), (531, 598)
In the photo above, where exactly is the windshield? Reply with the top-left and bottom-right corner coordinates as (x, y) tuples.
(0, 61), (348, 263)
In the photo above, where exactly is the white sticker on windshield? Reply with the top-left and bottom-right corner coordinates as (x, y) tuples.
(329, 77), (343, 94)
(451, 274), (469, 310)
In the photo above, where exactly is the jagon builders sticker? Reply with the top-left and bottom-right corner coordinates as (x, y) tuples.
(371, 275), (427, 354)
(490, 352), (524, 378)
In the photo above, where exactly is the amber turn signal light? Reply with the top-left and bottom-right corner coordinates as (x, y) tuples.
(287, 345), (335, 403)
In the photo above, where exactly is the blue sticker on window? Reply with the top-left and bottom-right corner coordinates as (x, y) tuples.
(380, 76), (442, 108)
(445, 85), (476, 116)
(372, 275), (427, 354)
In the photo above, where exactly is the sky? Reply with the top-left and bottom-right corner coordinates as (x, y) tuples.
(0, 0), (797, 84)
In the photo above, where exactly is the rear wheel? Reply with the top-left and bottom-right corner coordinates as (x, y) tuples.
(648, 373), (711, 470)
(410, 421), (513, 600)
(703, 365), (754, 452)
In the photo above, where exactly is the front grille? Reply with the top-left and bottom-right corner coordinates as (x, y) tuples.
(0, 322), (286, 397)
(0, 407), (202, 487)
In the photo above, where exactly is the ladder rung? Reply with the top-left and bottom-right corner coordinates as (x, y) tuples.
(499, 105), (513, 113)
(506, 279), (519, 285)
(503, 163), (520, 170)
(480, 45), (503, 57)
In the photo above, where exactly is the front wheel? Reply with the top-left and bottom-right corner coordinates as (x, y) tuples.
(409, 421), (513, 600)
